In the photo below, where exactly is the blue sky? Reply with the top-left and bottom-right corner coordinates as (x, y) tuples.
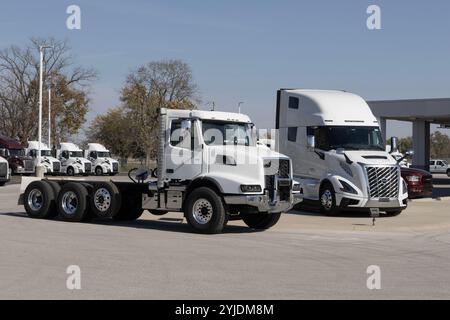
(1, 0), (450, 137)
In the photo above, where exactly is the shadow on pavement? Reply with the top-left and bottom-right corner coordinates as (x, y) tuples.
(0, 211), (254, 234)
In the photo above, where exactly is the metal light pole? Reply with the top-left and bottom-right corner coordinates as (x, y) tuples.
(238, 101), (244, 114)
(37, 45), (52, 177)
(48, 84), (51, 149)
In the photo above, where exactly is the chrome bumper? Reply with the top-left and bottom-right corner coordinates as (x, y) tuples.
(224, 191), (303, 213)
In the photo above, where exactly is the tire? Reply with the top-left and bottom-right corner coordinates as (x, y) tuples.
(242, 212), (281, 230)
(184, 187), (226, 234)
(385, 209), (403, 217)
(95, 166), (103, 176)
(0, 182), (5, 187)
(148, 209), (168, 216)
(24, 181), (58, 219)
(319, 182), (340, 216)
(89, 182), (121, 218)
(57, 182), (89, 222)
(447, 169), (450, 177)
(44, 180), (62, 218)
(113, 193), (144, 221)
(67, 167), (75, 176)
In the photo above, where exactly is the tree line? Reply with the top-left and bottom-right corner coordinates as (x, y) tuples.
(0, 38), (198, 164)
(397, 132), (450, 159)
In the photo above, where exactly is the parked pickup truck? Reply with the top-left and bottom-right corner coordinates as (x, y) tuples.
(18, 108), (303, 234)
(429, 159), (450, 177)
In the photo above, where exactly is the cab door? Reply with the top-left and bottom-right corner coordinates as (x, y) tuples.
(165, 118), (202, 180)
(436, 161), (445, 173)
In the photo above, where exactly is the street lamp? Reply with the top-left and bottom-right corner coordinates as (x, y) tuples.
(238, 101), (244, 114)
(37, 45), (52, 177)
(48, 82), (52, 149)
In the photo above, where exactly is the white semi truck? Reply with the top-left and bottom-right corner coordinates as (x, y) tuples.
(85, 143), (119, 176)
(57, 142), (92, 176)
(26, 141), (61, 175)
(276, 89), (408, 216)
(0, 151), (10, 186)
(18, 108), (302, 234)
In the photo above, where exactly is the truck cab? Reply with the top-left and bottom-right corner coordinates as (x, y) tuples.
(276, 89), (408, 215)
(429, 159), (450, 176)
(0, 135), (35, 175)
(85, 143), (119, 176)
(0, 150), (11, 186)
(57, 142), (91, 176)
(26, 141), (61, 175)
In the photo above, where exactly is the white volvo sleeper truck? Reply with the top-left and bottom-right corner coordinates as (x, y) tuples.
(85, 143), (119, 176)
(18, 108), (302, 234)
(0, 150), (11, 186)
(57, 142), (92, 176)
(276, 89), (408, 216)
(26, 141), (61, 175)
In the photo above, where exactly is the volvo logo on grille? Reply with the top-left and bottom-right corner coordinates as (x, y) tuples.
(380, 178), (388, 184)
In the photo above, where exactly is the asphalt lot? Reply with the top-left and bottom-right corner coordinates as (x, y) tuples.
(1, 176), (450, 299)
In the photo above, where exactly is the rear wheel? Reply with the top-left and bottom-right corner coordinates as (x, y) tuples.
(45, 180), (62, 218)
(184, 187), (226, 234)
(319, 182), (340, 216)
(57, 182), (89, 222)
(148, 209), (168, 216)
(90, 182), (121, 218)
(113, 193), (144, 221)
(242, 213), (281, 230)
(0, 182), (6, 187)
(447, 169), (450, 177)
(24, 181), (57, 219)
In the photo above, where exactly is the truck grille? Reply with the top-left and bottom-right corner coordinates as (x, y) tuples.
(24, 160), (34, 172)
(365, 166), (400, 198)
(278, 159), (290, 178)
(53, 162), (61, 172)
(113, 162), (119, 172)
(0, 163), (7, 177)
(85, 163), (91, 173)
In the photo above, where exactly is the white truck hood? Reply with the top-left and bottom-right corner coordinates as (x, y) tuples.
(336, 150), (397, 166)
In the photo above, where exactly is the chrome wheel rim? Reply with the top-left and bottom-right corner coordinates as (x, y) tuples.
(192, 198), (213, 224)
(28, 189), (43, 211)
(62, 191), (78, 215)
(321, 190), (333, 210)
(94, 188), (111, 212)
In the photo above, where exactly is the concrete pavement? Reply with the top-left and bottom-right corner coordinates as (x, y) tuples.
(1, 182), (450, 299)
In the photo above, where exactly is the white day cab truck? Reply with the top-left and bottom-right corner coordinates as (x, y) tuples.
(0, 151), (11, 186)
(276, 89), (408, 216)
(57, 142), (92, 176)
(85, 143), (119, 176)
(26, 141), (61, 175)
(18, 108), (302, 234)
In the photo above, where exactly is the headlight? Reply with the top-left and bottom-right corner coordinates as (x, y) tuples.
(339, 180), (357, 194)
(406, 175), (420, 182)
(240, 185), (262, 193)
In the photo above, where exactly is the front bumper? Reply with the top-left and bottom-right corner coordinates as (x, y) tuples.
(335, 192), (408, 209)
(224, 191), (303, 213)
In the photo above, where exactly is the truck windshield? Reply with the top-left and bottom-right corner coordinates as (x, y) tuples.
(41, 150), (52, 157)
(309, 126), (384, 151)
(69, 151), (83, 158)
(97, 152), (111, 158)
(9, 149), (25, 157)
(202, 121), (255, 146)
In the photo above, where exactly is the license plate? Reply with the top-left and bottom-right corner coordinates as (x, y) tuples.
(370, 208), (380, 217)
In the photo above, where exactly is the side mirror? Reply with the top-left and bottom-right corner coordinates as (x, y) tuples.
(307, 135), (315, 150)
(390, 137), (398, 153)
(0, 148), (6, 158)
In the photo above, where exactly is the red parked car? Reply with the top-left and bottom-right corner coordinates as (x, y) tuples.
(401, 167), (433, 199)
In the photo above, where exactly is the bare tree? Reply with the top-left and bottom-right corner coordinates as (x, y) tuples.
(120, 59), (199, 163)
(0, 37), (96, 145)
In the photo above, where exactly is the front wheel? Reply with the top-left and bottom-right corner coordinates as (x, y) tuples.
(319, 182), (340, 216)
(185, 187), (226, 234)
(66, 167), (75, 176)
(95, 166), (103, 176)
(242, 213), (281, 230)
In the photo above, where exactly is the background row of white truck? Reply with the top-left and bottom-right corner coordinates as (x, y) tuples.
(25, 142), (119, 176)
(18, 89), (413, 234)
